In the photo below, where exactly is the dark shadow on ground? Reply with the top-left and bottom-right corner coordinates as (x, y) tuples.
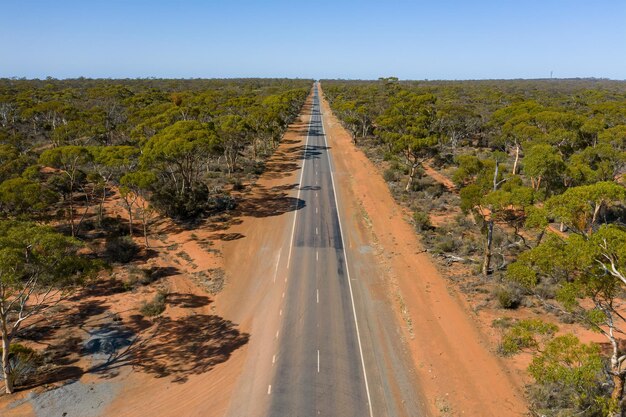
(89, 314), (249, 383)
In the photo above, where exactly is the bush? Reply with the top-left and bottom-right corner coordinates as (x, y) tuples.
(413, 210), (432, 231)
(500, 319), (558, 356)
(383, 168), (398, 183)
(105, 236), (139, 264)
(0, 344), (40, 387)
(151, 182), (211, 220)
(140, 291), (167, 317)
(527, 335), (610, 417)
(495, 283), (524, 309)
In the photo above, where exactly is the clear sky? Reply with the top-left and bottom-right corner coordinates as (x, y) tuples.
(2, 0), (625, 80)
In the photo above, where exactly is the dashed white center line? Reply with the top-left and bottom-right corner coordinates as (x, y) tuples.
(316, 251), (318, 261)
(267, 385), (272, 395)
(282, 291), (285, 298)
(275, 330), (279, 339)
(317, 350), (320, 373)
(315, 227), (318, 235)
(272, 354), (276, 364)
(317, 289), (319, 303)
(315, 207), (318, 214)
(279, 309), (282, 316)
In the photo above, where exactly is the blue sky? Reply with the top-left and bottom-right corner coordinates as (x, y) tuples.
(2, 0), (625, 80)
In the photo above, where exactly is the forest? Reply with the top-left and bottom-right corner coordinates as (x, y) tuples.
(0, 77), (311, 394)
(323, 77), (626, 417)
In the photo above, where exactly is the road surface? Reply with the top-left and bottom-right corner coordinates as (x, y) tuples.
(226, 83), (427, 417)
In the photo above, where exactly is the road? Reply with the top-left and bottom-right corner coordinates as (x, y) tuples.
(267, 83), (372, 416)
(225, 83), (427, 417)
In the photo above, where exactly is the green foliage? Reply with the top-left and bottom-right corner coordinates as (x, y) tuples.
(500, 319), (558, 355)
(0, 220), (98, 288)
(0, 343), (40, 387)
(412, 209), (432, 231)
(140, 291), (167, 317)
(0, 177), (56, 217)
(544, 182), (626, 235)
(104, 236), (139, 264)
(528, 335), (608, 417)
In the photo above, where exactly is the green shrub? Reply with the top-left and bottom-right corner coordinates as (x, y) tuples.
(500, 319), (558, 356)
(527, 335), (610, 417)
(105, 236), (139, 264)
(0, 344), (40, 387)
(140, 291), (167, 317)
(495, 283), (524, 309)
(383, 169), (398, 183)
(413, 210), (432, 231)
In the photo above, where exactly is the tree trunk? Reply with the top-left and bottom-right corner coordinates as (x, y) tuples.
(512, 144), (520, 175)
(1, 327), (13, 394)
(482, 219), (493, 277)
(611, 373), (624, 415)
(405, 164), (417, 193)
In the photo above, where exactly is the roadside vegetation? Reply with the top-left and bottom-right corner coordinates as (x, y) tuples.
(323, 77), (626, 416)
(0, 77), (310, 394)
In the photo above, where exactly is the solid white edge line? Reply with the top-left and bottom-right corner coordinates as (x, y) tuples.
(287, 99), (313, 269)
(318, 84), (374, 417)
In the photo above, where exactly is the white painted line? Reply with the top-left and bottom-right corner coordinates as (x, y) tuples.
(315, 227), (318, 235)
(287, 110), (313, 269)
(319, 92), (374, 417)
(317, 349), (320, 373)
(315, 207), (318, 214)
(267, 385), (272, 395)
(316, 251), (319, 261)
(272, 354), (276, 364)
(279, 309), (282, 316)
(273, 248), (282, 284)
(282, 291), (285, 299)
(275, 330), (279, 339)
(317, 289), (319, 304)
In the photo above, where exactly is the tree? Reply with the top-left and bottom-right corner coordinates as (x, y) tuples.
(141, 120), (219, 219)
(523, 143), (565, 192)
(120, 171), (156, 246)
(528, 335), (608, 416)
(375, 92), (438, 192)
(456, 152), (510, 276)
(508, 225), (626, 414)
(543, 182), (626, 235)
(0, 178), (56, 218)
(39, 146), (93, 236)
(89, 146), (139, 223)
(0, 221), (99, 393)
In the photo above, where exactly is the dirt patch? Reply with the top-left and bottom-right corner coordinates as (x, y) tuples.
(319, 83), (528, 416)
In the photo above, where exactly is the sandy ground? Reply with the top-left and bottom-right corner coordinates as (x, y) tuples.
(318, 84), (529, 416)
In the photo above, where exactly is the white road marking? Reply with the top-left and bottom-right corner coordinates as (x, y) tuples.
(315, 227), (318, 235)
(319, 92), (374, 417)
(282, 291), (285, 298)
(276, 330), (279, 339)
(317, 349), (320, 373)
(272, 354), (276, 364)
(279, 309), (282, 316)
(273, 248), (282, 284)
(317, 289), (319, 303)
(267, 385), (272, 395)
(315, 207), (318, 214)
(287, 112), (313, 269)
(316, 251), (318, 261)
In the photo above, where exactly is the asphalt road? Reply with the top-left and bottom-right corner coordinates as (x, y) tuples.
(266, 84), (372, 417)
